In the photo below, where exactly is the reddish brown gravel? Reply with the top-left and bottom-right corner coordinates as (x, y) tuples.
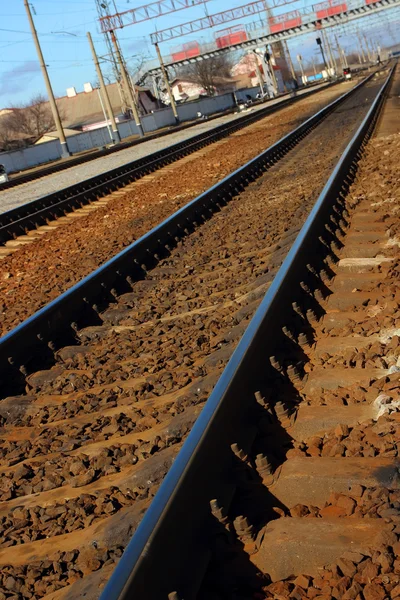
(0, 81), (358, 337)
(197, 72), (400, 600)
(0, 73), (389, 599)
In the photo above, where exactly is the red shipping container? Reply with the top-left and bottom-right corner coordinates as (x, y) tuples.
(215, 25), (247, 49)
(171, 41), (200, 62)
(269, 11), (301, 34)
(315, 0), (347, 18)
(172, 51), (186, 61)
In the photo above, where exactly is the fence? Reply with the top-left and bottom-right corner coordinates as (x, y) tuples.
(0, 86), (259, 174)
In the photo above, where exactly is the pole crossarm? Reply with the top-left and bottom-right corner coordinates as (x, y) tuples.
(100, 0), (212, 33)
(145, 0), (399, 72)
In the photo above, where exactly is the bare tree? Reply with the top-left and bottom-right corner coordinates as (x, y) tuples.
(91, 69), (114, 89)
(127, 53), (149, 84)
(178, 54), (234, 96)
(6, 94), (63, 142)
(0, 114), (17, 151)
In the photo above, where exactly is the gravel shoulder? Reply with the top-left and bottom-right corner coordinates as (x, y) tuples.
(0, 84), (329, 214)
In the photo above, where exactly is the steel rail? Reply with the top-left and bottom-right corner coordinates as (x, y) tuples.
(0, 80), (331, 193)
(0, 74), (371, 392)
(98, 65), (395, 600)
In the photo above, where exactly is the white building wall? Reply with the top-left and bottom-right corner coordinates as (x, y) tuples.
(0, 88), (260, 173)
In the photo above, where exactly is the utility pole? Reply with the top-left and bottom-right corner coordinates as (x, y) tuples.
(155, 42), (179, 123)
(329, 31), (341, 72)
(357, 32), (367, 62)
(110, 30), (144, 136)
(251, 51), (265, 95)
(311, 57), (317, 78)
(322, 29), (336, 75)
(97, 88), (113, 142)
(335, 34), (345, 70)
(362, 32), (373, 62)
(87, 32), (121, 144)
(341, 48), (348, 68)
(24, 0), (71, 157)
(284, 40), (297, 85)
(94, 0), (129, 114)
(265, 48), (278, 96)
(316, 36), (330, 78)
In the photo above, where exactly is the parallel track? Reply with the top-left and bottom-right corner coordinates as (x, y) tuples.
(98, 66), (397, 599)
(0, 83), (340, 246)
(0, 82), (328, 193)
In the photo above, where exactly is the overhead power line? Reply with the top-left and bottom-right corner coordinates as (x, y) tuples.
(99, 0), (213, 33)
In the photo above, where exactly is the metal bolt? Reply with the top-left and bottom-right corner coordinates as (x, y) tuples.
(307, 264), (318, 276)
(300, 281), (312, 295)
(306, 308), (318, 323)
(287, 364), (302, 382)
(231, 443), (248, 462)
(210, 499), (229, 527)
(324, 255), (336, 267)
(282, 326), (296, 342)
(254, 390), (266, 406)
(298, 332), (311, 347)
(292, 301), (302, 315)
(168, 593), (181, 600)
(233, 515), (256, 542)
(270, 355), (283, 372)
(275, 400), (290, 419)
(255, 453), (273, 477)
(314, 289), (325, 302)
(325, 224), (335, 237)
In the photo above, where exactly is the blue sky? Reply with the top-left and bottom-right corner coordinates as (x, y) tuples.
(0, 0), (399, 108)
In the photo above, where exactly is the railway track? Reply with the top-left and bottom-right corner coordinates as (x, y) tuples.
(0, 82), (340, 247)
(0, 82), (330, 194)
(98, 64), (398, 599)
(0, 79), (365, 338)
(0, 66), (394, 599)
